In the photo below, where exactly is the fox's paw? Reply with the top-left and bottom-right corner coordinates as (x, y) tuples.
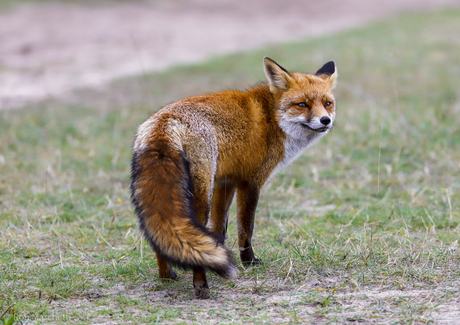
(240, 246), (262, 266)
(242, 258), (262, 267)
(159, 269), (177, 281)
(194, 281), (211, 299)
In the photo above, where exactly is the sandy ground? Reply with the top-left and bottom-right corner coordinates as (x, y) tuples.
(1, 0), (459, 109)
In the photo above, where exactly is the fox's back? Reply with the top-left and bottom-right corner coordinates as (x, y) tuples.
(143, 86), (285, 180)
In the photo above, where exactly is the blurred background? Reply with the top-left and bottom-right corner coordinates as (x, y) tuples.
(1, 0), (459, 109)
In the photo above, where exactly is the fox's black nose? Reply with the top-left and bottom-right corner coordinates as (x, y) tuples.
(320, 116), (331, 125)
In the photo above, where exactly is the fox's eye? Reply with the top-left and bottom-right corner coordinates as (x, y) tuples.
(297, 102), (307, 108)
(325, 101), (332, 107)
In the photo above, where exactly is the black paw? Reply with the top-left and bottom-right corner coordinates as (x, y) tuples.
(242, 258), (262, 267)
(159, 269), (177, 281)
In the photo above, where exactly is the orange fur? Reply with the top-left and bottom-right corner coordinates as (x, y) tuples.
(131, 57), (338, 298)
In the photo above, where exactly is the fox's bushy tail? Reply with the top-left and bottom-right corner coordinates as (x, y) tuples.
(130, 140), (238, 279)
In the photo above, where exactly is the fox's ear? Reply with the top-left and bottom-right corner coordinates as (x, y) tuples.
(264, 57), (292, 92)
(316, 61), (337, 89)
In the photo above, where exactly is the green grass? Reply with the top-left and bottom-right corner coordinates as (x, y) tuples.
(1, 9), (460, 324)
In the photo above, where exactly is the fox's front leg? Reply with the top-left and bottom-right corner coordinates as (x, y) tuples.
(236, 181), (261, 265)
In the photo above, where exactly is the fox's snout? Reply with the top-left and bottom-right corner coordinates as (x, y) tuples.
(298, 115), (334, 133)
(320, 116), (331, 125)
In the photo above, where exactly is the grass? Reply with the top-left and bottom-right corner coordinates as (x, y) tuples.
(1, 8), (460, 324)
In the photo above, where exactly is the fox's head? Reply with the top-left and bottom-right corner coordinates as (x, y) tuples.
(264, 57), (337, 139)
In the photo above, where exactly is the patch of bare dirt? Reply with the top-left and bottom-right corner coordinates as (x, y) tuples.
(1, 0), (459, 109)
(38, 276), (460, 324)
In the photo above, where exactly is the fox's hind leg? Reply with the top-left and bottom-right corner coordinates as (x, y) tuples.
(210, 181), (237, 238)
(155, 248), (177, 280)
(184, 132), (219, 298)
(192, 266), (210, 299)
(189, 165), (214, 299)
(191, 188), (211, 299)
(192, 181), (237, 299)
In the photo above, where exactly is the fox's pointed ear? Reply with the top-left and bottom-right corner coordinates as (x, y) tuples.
(316, 61), (337, 89)
(264, 57), (292, 92)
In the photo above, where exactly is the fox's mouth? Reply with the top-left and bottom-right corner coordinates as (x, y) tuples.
(301, 123), (330, 133)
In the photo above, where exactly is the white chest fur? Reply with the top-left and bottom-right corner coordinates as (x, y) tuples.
(270, 131), (327, 179)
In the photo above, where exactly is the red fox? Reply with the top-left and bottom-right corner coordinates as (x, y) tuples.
(130, 57), (337, 298)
